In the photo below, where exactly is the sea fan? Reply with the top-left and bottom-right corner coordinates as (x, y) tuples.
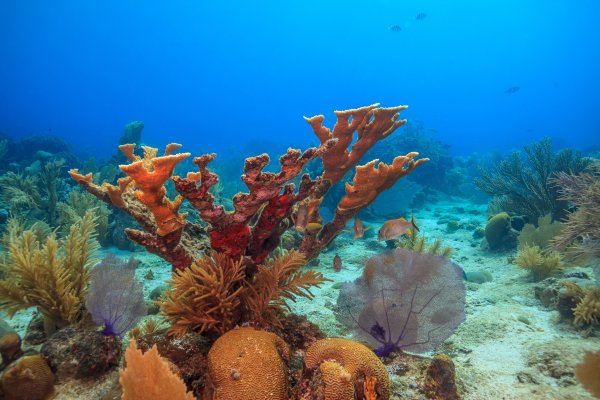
(85, 254), (146, 337)
(336, 248), (466, 357)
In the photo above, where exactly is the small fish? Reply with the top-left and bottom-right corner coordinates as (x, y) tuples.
(333, 254), (342, 272)
(389, 25), (402, 32)
(416, 12), (427, 20)
(294, 203), (309, 232)
(305, 222), (323, 233)
(504, 86), (520, 94)
(378, 215), (420, 241)
(352, 217), (371, 240)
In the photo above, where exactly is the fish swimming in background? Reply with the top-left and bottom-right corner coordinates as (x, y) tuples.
(294, 203), (309, 232)
(378, 215), (420, 241)
(504, 86), (520, 94)
(343, 217), (371, 240)
(389, 25), (402, 32)
(333, 254), (342, 272)
(416, 12), (427, 20)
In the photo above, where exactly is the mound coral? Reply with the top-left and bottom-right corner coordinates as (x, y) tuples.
(204, 327), (291, 400)
(337, 248), (465, 357)
(0, 211), (99, 335)
(301, 338), (390, 400)
(120, 339), (194, 400)
(484, 212), (513, 250)
(70, 104), (428, 272)
(0, 354), (54, 400)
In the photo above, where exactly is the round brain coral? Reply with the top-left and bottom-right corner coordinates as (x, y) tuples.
(0, 354), (54, 400)
(205, 327), (291, 400)
(303, 338), (391, 400)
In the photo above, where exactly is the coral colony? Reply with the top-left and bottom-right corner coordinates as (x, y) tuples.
(70, 104), (428, 273)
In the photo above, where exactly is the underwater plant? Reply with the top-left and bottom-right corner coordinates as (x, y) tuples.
(475, 138), (591, 223)
(517, 213), (563, 250)
(337, 248), (465, 357)
(0, 211), (98, 335)
(85, 254), (146, 337)
(515, 244), (562, 281)
(551, 160), (600, 260)
(160, 250), (326, 337)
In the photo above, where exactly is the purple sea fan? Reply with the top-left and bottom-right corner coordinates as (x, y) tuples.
(336, 248), (465, 357)
(85, 254), (146, 337)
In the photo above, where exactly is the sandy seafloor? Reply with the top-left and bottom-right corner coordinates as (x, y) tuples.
(2, 196), (599, 400)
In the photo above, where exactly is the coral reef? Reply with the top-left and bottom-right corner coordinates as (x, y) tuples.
(0, 211), (99, 335)
(551, 160), (600, 260)
(70, 104), (427, 272)
(476, 138), (591, 223)
(204, 327), (290, 400)
(0, 354), (54, 400)
(119, 339), (194, 400)
(337, 248), (465, 357)
(300, 338), (390, 400)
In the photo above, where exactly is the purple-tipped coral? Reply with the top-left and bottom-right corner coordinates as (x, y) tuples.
(337, 248), (466, 357)
(85, 254), (146, 337)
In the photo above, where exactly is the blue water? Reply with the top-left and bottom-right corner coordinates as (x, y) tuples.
(1, 0), (598, 160)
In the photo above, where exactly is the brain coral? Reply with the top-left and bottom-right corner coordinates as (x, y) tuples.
(205, 327), (291, 400)
(0, 354), (54, 400)
(303, 338), (391, 400)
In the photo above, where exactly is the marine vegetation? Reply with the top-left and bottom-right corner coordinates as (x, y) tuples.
(517, 213), (563, 250)
(551, 160), (600, 260)
(0, 211), (98, 335)
(85, 254), (146, 337)
(515, 244), (562, 281)
(337, 248), (465, 357)
(393, 223), (453, 258)
(475, 138), (591, 223)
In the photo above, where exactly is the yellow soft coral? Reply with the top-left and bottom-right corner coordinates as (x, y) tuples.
(515, 244), (562, 281)
(0, 211), (98, 335)
(119, 339), (194, 400)
(205, 327), (290, 400)
(303, 338), (391, 400)
(573, 287), (600, 326)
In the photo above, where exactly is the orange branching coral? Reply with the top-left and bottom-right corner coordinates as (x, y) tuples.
(70, 143), (201, 270)
(204, 327), (290, 400)
(120, 339), (194, 400)
(302, 338), (391, 400)
(300, 104), (428, 259)
(305, 104), (409, 184)
(71, 105), (427, 270)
